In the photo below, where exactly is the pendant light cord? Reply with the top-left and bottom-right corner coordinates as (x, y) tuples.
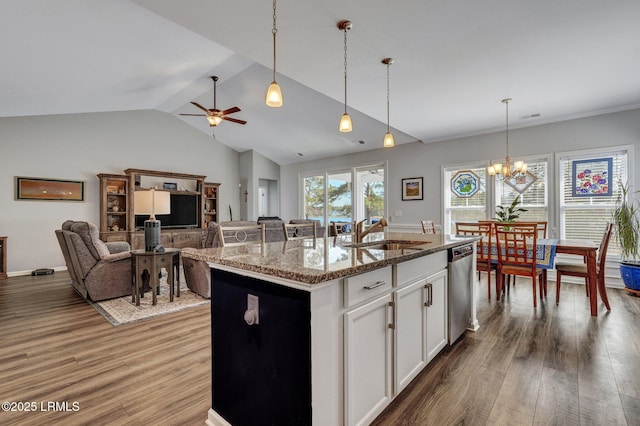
(386, 62), (390, 133)
(272, 0), (277, 82)
(505, 99), (509, 157)
(343, 26), (348, 114)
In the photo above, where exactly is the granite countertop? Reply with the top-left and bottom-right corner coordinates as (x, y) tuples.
(182, 232), (477, 286)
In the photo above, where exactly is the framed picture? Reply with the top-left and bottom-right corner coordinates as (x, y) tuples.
(402, 177), (423, 201)
(15, 177), (84, 201)
(163, 182), (178, 191)
(572, 157), (612, 197)
(504, 170), (538, 194)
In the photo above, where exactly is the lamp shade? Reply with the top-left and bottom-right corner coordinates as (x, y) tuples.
(134, 189), (170, 219)
(266, 81), (283, 107)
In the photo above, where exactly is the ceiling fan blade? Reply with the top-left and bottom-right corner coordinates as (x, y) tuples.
(191, 101), (211, 114)
(179, 113), (207, 116)
(220, 106), (241, 116)
(223, 116), (247, 125)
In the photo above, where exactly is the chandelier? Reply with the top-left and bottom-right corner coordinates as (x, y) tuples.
(487, 98), (527, 178)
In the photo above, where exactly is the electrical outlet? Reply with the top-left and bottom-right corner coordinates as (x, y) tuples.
(247, 294), (259, 325)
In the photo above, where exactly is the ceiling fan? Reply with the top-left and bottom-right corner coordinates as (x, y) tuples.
(180, 76), (247, 127)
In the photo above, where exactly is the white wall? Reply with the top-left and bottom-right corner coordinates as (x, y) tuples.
(280, 109), (640, 229)
(0, 110), (240, 275)
(239, 150), (280, 221)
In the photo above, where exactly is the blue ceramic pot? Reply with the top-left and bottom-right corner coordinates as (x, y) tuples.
(620, 262), (640, 291)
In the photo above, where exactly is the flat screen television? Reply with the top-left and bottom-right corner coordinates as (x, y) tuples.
(135, 193), (199, 229)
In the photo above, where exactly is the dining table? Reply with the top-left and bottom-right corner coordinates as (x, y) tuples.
(484, 236), (602, 316)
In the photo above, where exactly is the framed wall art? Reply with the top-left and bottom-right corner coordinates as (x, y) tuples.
(451, 170), (479, 198)
(571, 157), (612, 197)
(15, 177), (85, 201)
(402, 177), (423, 201)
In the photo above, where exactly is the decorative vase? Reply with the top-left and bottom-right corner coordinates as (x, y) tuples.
(620, 261), (640, 291)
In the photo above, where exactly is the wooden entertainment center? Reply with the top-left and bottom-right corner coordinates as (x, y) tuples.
(97, 169), (219, 250)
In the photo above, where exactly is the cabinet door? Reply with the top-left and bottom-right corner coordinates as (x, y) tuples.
(425, 269), (448, 362)
(344, 293), (393, 426)
(395, 278), (428, 394)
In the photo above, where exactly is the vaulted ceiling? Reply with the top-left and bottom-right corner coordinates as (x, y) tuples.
(2, 0), (640, 164)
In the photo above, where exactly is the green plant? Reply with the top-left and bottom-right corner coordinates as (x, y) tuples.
(495, 196), (527, 223)
(613, 180), (640, 262)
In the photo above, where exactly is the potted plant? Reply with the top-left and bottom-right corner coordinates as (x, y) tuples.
(613, 181), (640, 291)
(495, 195), (527, 223)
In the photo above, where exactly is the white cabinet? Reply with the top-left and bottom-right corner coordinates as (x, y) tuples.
(424, 269), (448, 362)
(394, 268), (448, 394)
(344, 293), (394, 426)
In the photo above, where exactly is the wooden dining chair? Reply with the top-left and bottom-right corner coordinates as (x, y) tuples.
(421, 220), (437, 234)
(456, 222), (498, 299)
(555, 223), (612, 309)
(218, 223), (265, 247)
(495, 223), (546, 307)
(505, 221), (548, 287)
(283, 222), (316, 241)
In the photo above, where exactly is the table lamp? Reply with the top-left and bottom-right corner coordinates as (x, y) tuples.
(134, 189), (170, 251)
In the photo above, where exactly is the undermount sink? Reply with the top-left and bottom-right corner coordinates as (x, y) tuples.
(345, 240), (429, 250)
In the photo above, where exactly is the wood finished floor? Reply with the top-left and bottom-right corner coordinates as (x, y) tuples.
(1, 272), (639, 425)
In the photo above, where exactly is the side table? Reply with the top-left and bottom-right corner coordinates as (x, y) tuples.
(130, 248), (180, 306)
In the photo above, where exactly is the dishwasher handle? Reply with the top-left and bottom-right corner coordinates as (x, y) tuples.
(449, 244), (474, 262)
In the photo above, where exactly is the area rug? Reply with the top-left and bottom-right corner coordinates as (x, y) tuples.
(91, 271), (209, 326)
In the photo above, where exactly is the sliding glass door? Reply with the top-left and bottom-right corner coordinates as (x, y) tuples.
(301, 163), (386, 234)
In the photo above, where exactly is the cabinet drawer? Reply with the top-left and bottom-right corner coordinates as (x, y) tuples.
(344, 266), (392, 308)
(396, 252), (447, 288)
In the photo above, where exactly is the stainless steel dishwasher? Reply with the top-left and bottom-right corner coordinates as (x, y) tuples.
(448, 243), (474, 344)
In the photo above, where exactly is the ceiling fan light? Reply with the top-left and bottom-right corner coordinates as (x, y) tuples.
(207, 115), (222, 126)
(339, 113), (352, 132)
(383, 132), (395, 148)
(266, 81), (283, 107)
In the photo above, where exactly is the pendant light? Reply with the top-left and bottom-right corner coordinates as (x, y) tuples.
(382, 57), (395, 148)
(487, 98), (527, 179)
(265, 0), (283, 107)
(338, 20), (352, 132)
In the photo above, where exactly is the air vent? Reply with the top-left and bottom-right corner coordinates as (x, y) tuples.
(520, 113), (541, 119)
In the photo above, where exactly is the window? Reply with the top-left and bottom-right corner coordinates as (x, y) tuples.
(301, 163), (386, 233)
(444, 164), (487, 234)
(558, 147), (630, 255)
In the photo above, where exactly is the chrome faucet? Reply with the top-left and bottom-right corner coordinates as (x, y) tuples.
(355, 217), (388, 243)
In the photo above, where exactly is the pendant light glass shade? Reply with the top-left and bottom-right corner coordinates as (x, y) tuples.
(338, 20), (352, 132)
(339, 113), (353, 132)
(266, 0), (283, 107)
(382, 57), (395, 148)
(383, 132), (395, 148)
(266, 81), (282, 107)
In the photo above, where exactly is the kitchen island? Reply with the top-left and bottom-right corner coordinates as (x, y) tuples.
(182, 232), (478, 426)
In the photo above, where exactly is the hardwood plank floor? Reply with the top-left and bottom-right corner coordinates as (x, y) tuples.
(1, 272), (639, 425)
(372, 276), (640, 426)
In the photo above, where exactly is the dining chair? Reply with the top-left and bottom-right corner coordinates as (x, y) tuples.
(456, 222), (498, 299)
(421, 220), (437, 234)
(218, 223), (265, 247)
(495, 222), (546, 307)
(283, 222), (317, 241)
(555, 222), (612, 309)
(331, 221), (355, 237)
(504, 221), (548, 287)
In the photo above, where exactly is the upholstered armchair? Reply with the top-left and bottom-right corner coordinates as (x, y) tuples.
(55, 220), (132, 301)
